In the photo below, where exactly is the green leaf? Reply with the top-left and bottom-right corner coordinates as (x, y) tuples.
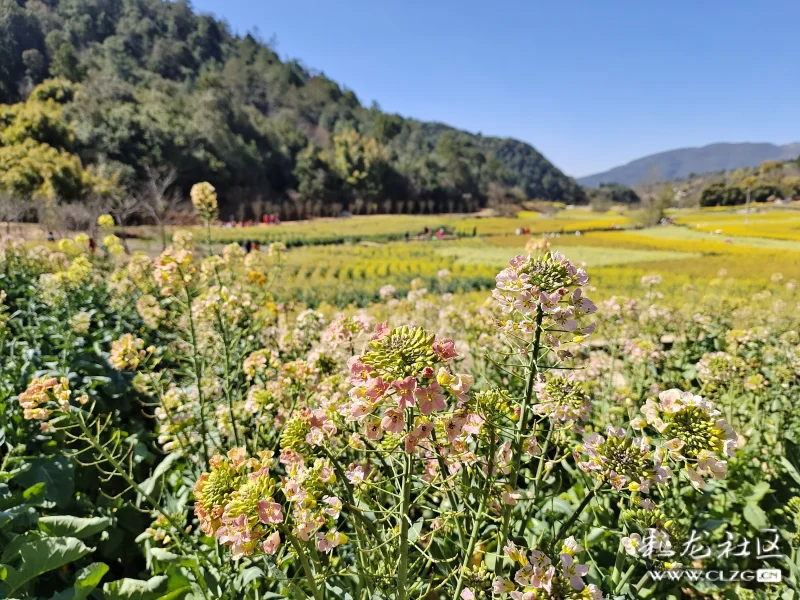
(325, 582), (353, 600)
(149, 548), (180, 563)
(743, 504), (769, 530)
(39, 516), (112, 539)
(103, 576), (169, 600)
(149, 547), (197, 569)
(746, 482), (772, 504)
(780, 457), (800, 485)
(47, 562), (109, 600)
(407, 519), (423, 544)
(235, 567), (263, 590)
(14, 456), (75, 508)
(75, 562), (109, 592)
(21, 482), (46, 502)
(1, 535), (93, 596)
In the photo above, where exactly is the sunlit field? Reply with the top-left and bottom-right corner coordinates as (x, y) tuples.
(3, 202), (800, 600)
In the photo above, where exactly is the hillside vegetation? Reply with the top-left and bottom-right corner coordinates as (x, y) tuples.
(0, 0), (585, 219)
(634, 157), (800, 208)
(579, 142), (800, 187)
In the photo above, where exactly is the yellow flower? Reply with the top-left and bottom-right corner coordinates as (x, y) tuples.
(190, 182), (218, 223)
(97, 214), (115, 229)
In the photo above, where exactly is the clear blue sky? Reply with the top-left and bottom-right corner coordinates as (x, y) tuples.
(190, 0), (799, 177)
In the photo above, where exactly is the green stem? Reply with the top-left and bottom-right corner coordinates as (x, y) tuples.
(397, 442), (413, 600)
(452, 431), (496, 600)
(71, 411), (186, 549)
(554, 487), (597, 542)
(214, 307), (241, 449)
(495, 306), (544, 572)
(183, 280), (210, 469)
(287, 533), (324, 600)
(431, 430), (467, 550)
(614, 564), (637, 593)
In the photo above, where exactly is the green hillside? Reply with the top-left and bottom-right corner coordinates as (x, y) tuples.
(0, 0), (585, 217)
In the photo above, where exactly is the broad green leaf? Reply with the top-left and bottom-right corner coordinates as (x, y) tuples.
(21, 482), (46, 502)
(75, 562), (109, 591)
(407, 519), (423, 544)
(325, 582), (353, 600)
(47, 562), (109, 600)
(743, 503), (769, 530)
(103, 576), (169, 600)
(1, 535), (92, 596)
(149, 548), (180, 563)
(39, 515), (112, 539)
(14, 456), (74, 508)
(157, 587), (191, 600)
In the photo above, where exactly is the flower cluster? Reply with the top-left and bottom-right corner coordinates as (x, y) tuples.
(640, 389), (737, 489)
(190, 182), (219, 224)
(0, 289), (8, 329)
(193, 447), (345, 559)
(194, 448), (280, 558)
(695, 351), (744, 386)
(110, 334), (154, 371)
(495, 538), (603, 599)
(153, 246), (195, 295)
(532, 374), (592, 428)
(577, 426), (668, 493)
(17, 376), (83, 420)
(492, 251), (596, 346)
(136, 295), (166, 329)
(344, 324), (475, 451)
(102, 234), (125, 257)
(97, 214), (115, 229)
(623, 338), (663, 366)
(524, 236), (551, 255)
(69, 311), (91, 333)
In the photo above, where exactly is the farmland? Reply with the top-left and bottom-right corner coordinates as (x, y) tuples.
(2, 202), (800, 600)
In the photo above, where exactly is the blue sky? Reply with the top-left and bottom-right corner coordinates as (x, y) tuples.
(190, 0), (799, 177)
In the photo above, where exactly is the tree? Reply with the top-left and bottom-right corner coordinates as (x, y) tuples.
(751, 184), (781, 203)
(330, 129), (387, 203)
(136, 167), (182, 250)
(294, 144), (332, 204)
(782, 176), (800, 199)
(699, 182), (726, 207)
(721, 186), (745, 206)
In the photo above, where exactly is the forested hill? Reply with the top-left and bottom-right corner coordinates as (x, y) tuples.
(0, 0), (585, 217)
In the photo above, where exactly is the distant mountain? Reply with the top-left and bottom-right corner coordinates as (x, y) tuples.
(578, 142), (800, 187)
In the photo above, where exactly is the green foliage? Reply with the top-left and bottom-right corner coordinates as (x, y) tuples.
(0, 138), (87, 201)
(0, 0), (583, 215)
(751, 183), (782, 203)
(1, 535), (93, 596)
(699, 182), (725, 207)
(588, 182), (640, 208)
(0, 79), (116, 201)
